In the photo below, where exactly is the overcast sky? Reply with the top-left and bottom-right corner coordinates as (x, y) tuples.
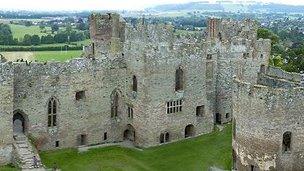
(0, 0), (303, 11)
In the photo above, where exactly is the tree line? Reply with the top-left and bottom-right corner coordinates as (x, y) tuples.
(0, 23), (89, 46)
(257, 28), (304, 73)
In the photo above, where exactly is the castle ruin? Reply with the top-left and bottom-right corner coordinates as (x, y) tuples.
(1, 12), (296, 170)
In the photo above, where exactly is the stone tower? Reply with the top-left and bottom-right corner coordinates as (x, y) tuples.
(88, 13), (126, 56)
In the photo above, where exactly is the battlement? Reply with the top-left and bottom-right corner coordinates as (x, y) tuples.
(89, 13), (125, 42)
(10, 56), (126, 78)
(207, 18), (258, 42)
(258, 66), (302, 88)
(234, 78), (304, 102)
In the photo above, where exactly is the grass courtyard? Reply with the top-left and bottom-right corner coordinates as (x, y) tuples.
(39, 124), (232, 171)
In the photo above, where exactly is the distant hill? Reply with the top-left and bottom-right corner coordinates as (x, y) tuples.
(146, 2), (304, 13)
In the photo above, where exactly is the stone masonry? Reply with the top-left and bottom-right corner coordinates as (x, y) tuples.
(0, 13), (271, 166)
(232, 66), (304, 170)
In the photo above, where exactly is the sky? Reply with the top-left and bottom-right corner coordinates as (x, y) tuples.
(0, 0), (303, 11)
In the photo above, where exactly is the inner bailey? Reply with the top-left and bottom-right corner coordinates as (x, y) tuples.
(0, 13), (271, 165)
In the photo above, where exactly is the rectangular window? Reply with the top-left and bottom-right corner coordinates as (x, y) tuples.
(166, 99), (183, 114)
(127, 106), (133, 119)
(75, 91), (85, 100)
(196, 105), (205, 117)
(104, 132), (107, 140)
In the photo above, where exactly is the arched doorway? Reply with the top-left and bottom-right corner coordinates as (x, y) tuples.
(185, 124), (195, 138)
(13, 112), (28, 135)
(123, 124), (135, 142)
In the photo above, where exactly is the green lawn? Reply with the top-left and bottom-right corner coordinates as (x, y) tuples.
(40, 124), (232, 171)
(34, 50), (83, 62)
(10, 24), (50, 39)
(0, 164), (18, 171)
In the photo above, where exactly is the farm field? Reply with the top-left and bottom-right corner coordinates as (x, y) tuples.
(9, 24), (51, 39)
(1, 50), (83, 62)
(40, 124), (232, 171)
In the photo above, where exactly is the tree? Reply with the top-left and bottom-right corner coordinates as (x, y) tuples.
(24, 21), (33, 27)
(39, 23), (45, 30)
(0, 23), (14, 45)
(257, 28), (279, 45)
(54, 32), (68, 43)
(41, 34), (54, 44)
(51, 23), (59, 33)
(76, 22), (86, 30)
(65, 24), (72, 34)
(23, 34), (32, 46)
(31, 35), (40, 45)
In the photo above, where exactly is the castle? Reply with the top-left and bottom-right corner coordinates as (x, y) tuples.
(2, 12), (300, 170)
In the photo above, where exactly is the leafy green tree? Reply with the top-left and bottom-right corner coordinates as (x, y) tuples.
(23, 34), (32, 46)
(31, 35), (40, 45)
(24, 21), (33, 27)
(0, 23), (14, 45)
(51, 23), (59, 33)
(76, 22), (87, 31)
(54, 32), (68, 43)
(41, 34), (54, 44)
(257, 28), (279, 45)
(39, 24), (45, 30)
(65, 24), (72, 34)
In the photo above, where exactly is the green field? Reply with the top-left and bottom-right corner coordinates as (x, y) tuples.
(1, 50), (83, 62)
(0, 164), (17, 171)
(34, 50), (83, 62)
(40, 124), (232, 171)
(9, 24), (51, 39)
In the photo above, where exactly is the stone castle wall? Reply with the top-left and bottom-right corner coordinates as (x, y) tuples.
(232, 75), (304, 170)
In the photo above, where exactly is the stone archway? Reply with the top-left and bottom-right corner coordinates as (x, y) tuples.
(185, 124), (195, 138)
(13, 111), (28, 135)
(123, 124), (135, 142)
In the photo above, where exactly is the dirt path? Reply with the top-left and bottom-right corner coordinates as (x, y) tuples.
(0, 52), (35, 61)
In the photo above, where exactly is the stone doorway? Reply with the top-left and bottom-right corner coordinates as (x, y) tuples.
(123, 124), (135, 142)
(13, 112), (28, 135)
(215, 113), (221, 124)
(185, 124), (195, 138)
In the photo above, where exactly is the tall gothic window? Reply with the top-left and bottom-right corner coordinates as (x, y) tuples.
(175, 67), (184, 91)
(111, 90), (119, 118)
(48, 97), (58, 127)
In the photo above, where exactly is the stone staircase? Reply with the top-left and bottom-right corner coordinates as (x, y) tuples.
(13, 134), (44, 170)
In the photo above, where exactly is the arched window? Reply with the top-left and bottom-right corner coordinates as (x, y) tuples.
(282, 131), (292, 152)
(111, 90), (119, 118)
(132, 75), (137, 92)
(175, 67), (184, 91)
(48, 97), (58, 127)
